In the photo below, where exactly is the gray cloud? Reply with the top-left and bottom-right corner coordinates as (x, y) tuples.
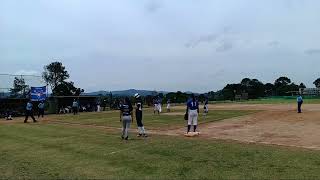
(145, 1), (162, 13)
(185, 33), (218, 48)
(216, 40), (233, 52)
(305, 49), (320, 55)
(185, 26), (235, 52)
(2, 1), (320, 92)
(268, 41), (280, 47)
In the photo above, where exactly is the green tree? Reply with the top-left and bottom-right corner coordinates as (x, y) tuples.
(274, 77), (292, 96)
(275, 77), (291, 87)
(313, 78), (320, 88)
(207, 91), (215, 100)
(222, 84), (241, 100)
(43, 61), (84, 96)
(10, 77), (29, 97)
(240, 78), (251, 87)
(42, 62), (70, 90)
(247, 79), (265, 99)
(264, 83), (274, 96)
(52, 81), (84, 96)
(299, 83), (306, 89)
(239, 78), (265, 99)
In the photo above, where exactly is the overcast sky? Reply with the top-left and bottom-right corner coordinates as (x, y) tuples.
(1, 0), (320, 93)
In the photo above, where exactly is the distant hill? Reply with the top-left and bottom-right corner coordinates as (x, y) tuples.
(84, 89), (169, 97)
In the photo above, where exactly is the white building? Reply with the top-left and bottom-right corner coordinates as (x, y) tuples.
(300, 88), (320, 96)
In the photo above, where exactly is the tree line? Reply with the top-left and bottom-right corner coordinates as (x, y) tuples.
(9, 61), (320, 102)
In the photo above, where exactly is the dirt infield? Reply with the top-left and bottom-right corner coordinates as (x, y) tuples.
(190, 104), (320, 150)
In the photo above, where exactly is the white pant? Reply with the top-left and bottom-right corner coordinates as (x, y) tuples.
(97, 105), (101, 112)
(154, 104), (162, 112)
(122, 116), (132, 138)
(188, 110), (198, 125)
(204, 104), (208, 113)
(138, 126), (145, 134)
(167, 104), (171, 109)
(158, 104), (162, 112)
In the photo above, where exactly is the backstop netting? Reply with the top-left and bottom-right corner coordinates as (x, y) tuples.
(0, 74), (46, 98)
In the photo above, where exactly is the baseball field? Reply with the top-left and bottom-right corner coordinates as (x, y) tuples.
(1, 101), (320, 179)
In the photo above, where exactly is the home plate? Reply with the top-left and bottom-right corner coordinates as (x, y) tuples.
(184, 132), (200, 137)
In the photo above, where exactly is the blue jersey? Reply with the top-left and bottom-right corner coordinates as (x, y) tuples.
(26, 102), (33, 111)
(297, 96), (303, 103)
(187, 100), (199, 110)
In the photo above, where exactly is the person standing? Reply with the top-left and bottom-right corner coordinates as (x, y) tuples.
(153, 97), (159, 115)
(134, 93), (147, 137)
(38, 101), (45, 118)
(96, 101), (101, 112)
(120, 97), (133, 140)
(186, 94), (199, 133)
(24, 100), (37, 123)
(297, 94), (303, 113)
(166, 99), (171, 112)
(72, 99), (79, 115)
(157, 97), (162, 113)
(5, 108), (13, 120)
(204, 97), (209, 115)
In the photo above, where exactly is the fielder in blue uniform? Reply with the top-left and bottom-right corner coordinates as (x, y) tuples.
(297, 95), (303, 113)
(24, 101), (37, 123)
(72, 99), (79, 115)
(186, 94), (199, 133)
(38, 101), (45, 118)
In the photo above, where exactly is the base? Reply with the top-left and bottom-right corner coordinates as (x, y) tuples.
(184, 132), (200, 137)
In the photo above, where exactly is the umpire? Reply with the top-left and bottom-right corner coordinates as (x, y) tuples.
(297, 94), (303, 113)
(24, 100), (37, 123)
(38, 101), (45, 118)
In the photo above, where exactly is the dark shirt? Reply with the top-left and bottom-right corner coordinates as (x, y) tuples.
(120, 103), (133, 116)
(136, 101), (143, 117)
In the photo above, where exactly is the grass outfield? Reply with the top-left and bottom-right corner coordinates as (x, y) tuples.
(49, 109), (257, 130)
(1, 124), (320, 179)
(1, 108), (320, 179)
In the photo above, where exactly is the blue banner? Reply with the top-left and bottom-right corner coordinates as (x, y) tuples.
(30, 86), (47, 101)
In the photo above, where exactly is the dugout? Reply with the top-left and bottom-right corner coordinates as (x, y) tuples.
(0, 98), (29, 117)
(48, 96), (100, 114)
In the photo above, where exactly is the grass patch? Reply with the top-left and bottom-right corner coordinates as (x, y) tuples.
(1, 124), (320, 179)
(47, 108), (256, 130)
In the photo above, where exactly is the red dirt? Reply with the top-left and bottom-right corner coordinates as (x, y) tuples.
(194, 104), (320, 150)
